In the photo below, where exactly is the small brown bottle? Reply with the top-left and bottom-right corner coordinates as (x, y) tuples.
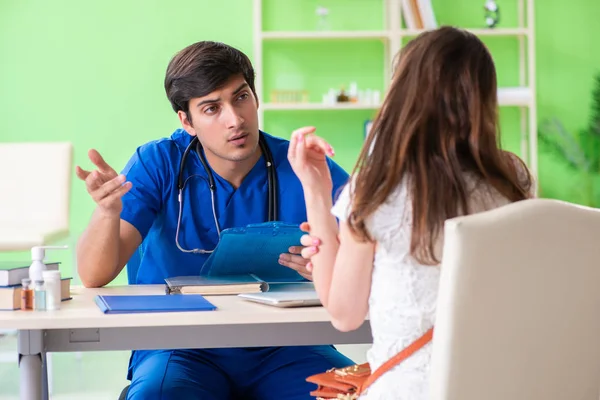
(21, 278), (33, 311)
(336, 88), (350, 103)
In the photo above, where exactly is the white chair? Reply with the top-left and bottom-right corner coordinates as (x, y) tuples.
(0, 141), (73, 399)
(429, 198), (600, 400)
(0, 142), (73, 250)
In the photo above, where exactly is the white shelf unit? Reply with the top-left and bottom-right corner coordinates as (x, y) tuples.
(253, 0), (537, 177)
(259, 87), (531, 111)
(261, 31), (391, 40)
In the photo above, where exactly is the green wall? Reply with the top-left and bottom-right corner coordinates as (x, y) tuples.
(1, 0), (598, 282)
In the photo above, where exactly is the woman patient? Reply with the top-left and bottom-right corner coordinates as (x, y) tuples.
(287, 26), (535, 399)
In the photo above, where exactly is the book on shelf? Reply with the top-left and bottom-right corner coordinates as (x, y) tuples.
(403, 0), (423, 29)
(165, 274), (270, 295)
(418, 0), (437, 29)
(0, 277), (72, 310)
(402, 0), (437, 30)
(0, 261), (60, 287)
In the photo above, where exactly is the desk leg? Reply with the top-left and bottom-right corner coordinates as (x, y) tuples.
(42, 352), (50, 399)
(18, 330), (46, 400)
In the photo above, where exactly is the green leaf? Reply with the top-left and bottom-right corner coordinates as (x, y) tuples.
(589, 71), (600, 137)
(584, 71), (600, 171)
(539, 118), (590, 171)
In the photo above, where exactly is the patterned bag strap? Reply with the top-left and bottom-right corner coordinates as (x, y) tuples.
(360, 327), (434, 394)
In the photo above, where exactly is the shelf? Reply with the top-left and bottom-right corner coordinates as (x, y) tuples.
(261, 30), (390, 40)
(401, 27), (530, 37)
(262, 102), (381, 111)
(260, 27), (528, 41)
(262, 87), (531, 110)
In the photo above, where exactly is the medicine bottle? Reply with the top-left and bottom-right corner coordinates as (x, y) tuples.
(21, 279), (33, 311)
(34, 280), (46, 311)
(42, 270), (61, 310)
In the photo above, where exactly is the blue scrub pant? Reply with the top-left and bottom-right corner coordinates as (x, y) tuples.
(126, 346), (354, 399)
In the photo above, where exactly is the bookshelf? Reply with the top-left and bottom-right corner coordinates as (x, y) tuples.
(261, 31), (391, 40)
(253, 0), (537, 177)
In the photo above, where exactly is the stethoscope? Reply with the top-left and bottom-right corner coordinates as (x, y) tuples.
(175, 133), (278, 254)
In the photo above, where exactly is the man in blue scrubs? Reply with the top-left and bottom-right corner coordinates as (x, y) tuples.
(75, 41), (354, 399)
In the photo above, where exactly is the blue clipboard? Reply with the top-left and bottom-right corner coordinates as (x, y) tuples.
(199, 222), (306, 282)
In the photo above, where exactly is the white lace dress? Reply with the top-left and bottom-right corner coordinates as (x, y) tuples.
(331, 176), (518, 400)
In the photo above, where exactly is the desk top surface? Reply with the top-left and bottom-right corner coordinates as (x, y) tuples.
(0, 285), (332, 330)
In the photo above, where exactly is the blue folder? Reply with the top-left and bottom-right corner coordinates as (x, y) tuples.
(199, 222), (305, 282)
(94, 294), (216, 314)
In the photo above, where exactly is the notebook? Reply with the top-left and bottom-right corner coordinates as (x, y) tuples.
(164, 274), (269, 295)
(238, 283), (321, 308)
(94, 294), (216, 314)
(199, 222), (306, 282)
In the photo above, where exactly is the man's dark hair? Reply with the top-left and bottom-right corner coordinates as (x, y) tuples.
(164, 41), (256, 120)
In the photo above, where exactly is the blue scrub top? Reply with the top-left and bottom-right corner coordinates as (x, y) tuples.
(120, 129), (349, 284)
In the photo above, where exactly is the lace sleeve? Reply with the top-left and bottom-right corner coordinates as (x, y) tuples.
(331, 178), (410, 246)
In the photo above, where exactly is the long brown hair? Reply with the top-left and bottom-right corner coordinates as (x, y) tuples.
(347, 26), (533, 265)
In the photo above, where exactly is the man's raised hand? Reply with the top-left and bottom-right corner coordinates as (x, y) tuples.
(75, 149), (131, 216)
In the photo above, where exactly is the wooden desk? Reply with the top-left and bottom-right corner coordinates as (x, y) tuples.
(0, 285), (372, 400)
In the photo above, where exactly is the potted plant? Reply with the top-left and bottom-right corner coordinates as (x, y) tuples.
(538, 72), (600, 207)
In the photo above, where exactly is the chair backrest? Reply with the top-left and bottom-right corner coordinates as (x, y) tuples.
(0, 142), (73, 249)
(429, 198), (600, 400)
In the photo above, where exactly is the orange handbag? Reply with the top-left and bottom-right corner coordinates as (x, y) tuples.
(306, 327), (434, 399)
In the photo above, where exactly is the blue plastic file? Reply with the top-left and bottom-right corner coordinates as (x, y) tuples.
(199, 222), (305, 282)
(94, 294), (216, 314)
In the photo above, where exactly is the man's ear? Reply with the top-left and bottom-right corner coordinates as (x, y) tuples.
(177, 110), (196, 136)
(253, 92), (260, 110)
